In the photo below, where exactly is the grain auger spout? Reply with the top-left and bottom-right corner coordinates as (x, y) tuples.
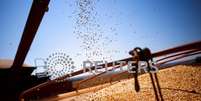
(129, 47), (164, 101)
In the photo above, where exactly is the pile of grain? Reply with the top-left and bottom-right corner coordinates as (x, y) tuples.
(57, 65), (201, 101)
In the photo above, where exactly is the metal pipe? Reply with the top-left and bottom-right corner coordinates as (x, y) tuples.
(11, 0), (50, 71)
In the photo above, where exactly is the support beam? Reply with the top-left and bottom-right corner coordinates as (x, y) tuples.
(11, 0), (50, 71)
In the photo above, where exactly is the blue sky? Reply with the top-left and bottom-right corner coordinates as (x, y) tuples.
(0, 0), (201, 68)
